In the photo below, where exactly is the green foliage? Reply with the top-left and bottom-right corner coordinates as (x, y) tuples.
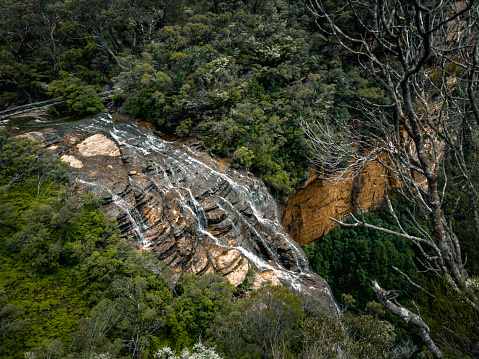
(214, 284), (305, 359)
(0, 130), (177, 358)
(213, 283), (410, 359)
(0, 129), (69, 199)
(419, 278), (479, 359)
(365, 301), (386, 316)
(0, 133), (120, 357)
(0, 50), (40, 107)
(0, 127), (415, 359)
(107, 2), (379, 199)
(64, 298), (124, 358)
(112, 276), (172, 357)
(48, 76), (103, 114)
(0, 0), (384, 199)
(0, 254), (91, 356)
(0, 130), (42, 188)
(235, 269), (255, 296)
(304, 205), (420, 311)
(176, 119), (193, 137)
(297, 313), (399, 359)
(341, 293), (356, 309)
(0, 2), (430, 357)
(164, 274), (235, 350)
(0, 288), (30, 347)
(233, 147), (254, 168)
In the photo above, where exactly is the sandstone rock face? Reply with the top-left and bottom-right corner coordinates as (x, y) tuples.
(61, 154), (83, 168)
(77, 133), (120, 157)
(17, 112), (338, 315)
(281, 160), (395, 246)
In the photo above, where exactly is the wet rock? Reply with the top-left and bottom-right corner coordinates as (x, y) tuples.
(205, 208), (226, 224)
(19, 113), (339, 316)
(202, 199), (219, 212)
(100, 191), (113, 204)
(209, 218), (233, 235)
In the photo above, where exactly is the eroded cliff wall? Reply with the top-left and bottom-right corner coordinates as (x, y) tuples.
(281, 160), (396, 246)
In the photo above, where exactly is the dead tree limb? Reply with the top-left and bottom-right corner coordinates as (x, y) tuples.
(372, 281), (443, 358)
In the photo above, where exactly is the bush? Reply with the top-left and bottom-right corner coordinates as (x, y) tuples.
(233, 147), (254, 168)
(154, 343), (223, 359)
(48, 74), (103, 115)
(164, 274), (235, 350)
(298, 314), (400, 359)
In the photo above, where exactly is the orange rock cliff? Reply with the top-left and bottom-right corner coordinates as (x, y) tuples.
(281, 160), (397, 246)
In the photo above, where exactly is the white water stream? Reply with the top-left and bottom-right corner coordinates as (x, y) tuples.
(49, 112), (339, 313)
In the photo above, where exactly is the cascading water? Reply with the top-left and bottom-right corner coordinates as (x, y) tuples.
(12, 111), (339, 315)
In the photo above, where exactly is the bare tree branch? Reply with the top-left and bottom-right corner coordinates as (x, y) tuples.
(372, 281), (443, 358)
(306, 1), (479, 356)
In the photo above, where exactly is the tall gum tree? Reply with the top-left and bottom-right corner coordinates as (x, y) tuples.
(304, 1), (479, 357)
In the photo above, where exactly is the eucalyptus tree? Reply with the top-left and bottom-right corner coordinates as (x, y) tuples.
(304, 1), (479, 357)
(113, 276), (166, 358)
(62, 0), (128, 69)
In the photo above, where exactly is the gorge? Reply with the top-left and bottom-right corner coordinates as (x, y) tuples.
(2, 0), (479, 356)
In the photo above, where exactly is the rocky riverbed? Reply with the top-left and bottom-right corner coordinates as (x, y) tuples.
(6, 110), (338, 315)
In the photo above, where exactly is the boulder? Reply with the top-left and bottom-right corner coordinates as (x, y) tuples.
(77, 133), (120, 157)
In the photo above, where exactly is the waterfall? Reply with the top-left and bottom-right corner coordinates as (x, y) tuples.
(14, 111), (339, 315)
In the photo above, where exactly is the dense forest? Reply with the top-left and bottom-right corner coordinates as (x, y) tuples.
(1, 0), (479, 358)
(0, 131), (414, 358)
(0, 0), (387, 200)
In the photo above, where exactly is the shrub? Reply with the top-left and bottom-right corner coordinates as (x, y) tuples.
(233, 147), (254, 168)
(154, 343), (223, 359)
(48, 75), (103, 115)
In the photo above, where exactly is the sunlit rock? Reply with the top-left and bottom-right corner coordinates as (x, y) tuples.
(282, 159), (396, 245)
(61, 154), (83, 168)
(17, 131), (45, 144)
(251, 269), (282, 289)
(77, 133), (120, 157)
